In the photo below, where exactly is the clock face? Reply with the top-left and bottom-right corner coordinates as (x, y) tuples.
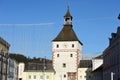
(63, 43), (68, 48)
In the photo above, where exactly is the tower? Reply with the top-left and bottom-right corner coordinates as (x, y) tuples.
(52, 8), (83, 80)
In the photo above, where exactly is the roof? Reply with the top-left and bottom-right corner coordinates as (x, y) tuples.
(24, 59), (54, 72)
(53, 9), (83, 45)
(79, 60), (92, 68)
(103, 27), (120, 56)
(0, 37), (10, 49)
(53, 25), (83, 45)
(93, 55), (103, 59)
(92, 65), (103, 72)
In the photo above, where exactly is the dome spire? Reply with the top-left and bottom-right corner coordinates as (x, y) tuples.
(67, 3), (69, 11)
(64, 5), (72, 25)
(64, 5), (72, 17)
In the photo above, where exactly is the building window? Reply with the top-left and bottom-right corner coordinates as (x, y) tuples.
(19, 78), (22, 80)
(70, 54), (73, 57)
(34, 75), (36, 79)
(46, 75), (49, 79)
(56, 44), (59, 48)
(88, 75), (91, 79)
(40, 76), (43, 79)
(72, 44), (74, 48)
(63, 63), (66, 68)
(57, 54), (59, 57)
(64, 74), (66, 78)
(80, 76), (82, 79)
(29, 75), (31, 79)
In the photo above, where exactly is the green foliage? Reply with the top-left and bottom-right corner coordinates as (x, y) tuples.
(9, 53), (28, 63)
(9, 53), (51, 63)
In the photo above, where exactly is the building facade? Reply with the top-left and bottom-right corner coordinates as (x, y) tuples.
(92, 55), (103, 71)
(18, 63), (25, 80)
(14, 60), (18, 80)
(0, 37), (10, 80)
(7, 58), (14, 80)
(52, 8), (83, 80)
(92, 55), (103, 80)
(7, 58), (18, 80)
(92, 65), (103, 80)
(78, 60), (92, 80)
(19, 59), (55, 80)
(103, 27), (120, 80)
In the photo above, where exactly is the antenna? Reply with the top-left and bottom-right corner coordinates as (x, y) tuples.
(67, 2), (70, 10)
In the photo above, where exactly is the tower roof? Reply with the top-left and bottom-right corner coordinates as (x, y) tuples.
(53, 25), (83, 45)
(53, 8), (83, 45)
(64, 9), (72, 18)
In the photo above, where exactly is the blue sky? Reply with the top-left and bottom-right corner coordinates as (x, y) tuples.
(0, 0), (120, 59)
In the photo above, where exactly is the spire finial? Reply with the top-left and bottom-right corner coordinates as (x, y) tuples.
(67, 2), (70, 10)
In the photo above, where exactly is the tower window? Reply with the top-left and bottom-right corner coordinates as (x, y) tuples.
(63, 63), (66, 68)
(72, 44), (74, 48)
(66, 18), (70, 23)
(56, 44), (59, 48)
(57, 54), (59, 57)
(70, 54), (73, 57)
(64, 74), (66, 78)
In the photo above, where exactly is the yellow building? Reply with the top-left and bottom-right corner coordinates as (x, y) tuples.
(78, 60), (92, 80)
(24, 71), (54, 80)
(19, 59), (55, 80)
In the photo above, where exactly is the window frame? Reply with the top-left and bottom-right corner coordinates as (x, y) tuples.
(57, 54), (59, 57)
(63, 63), (66, 68)
(70, 54), (73, 57)
(72, 44), (74, 48)
(56, 44), (59, 48)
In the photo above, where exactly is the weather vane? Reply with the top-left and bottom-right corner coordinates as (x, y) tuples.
(67, 2), (70, 10)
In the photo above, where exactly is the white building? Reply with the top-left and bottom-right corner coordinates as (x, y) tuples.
(18, 63), (25, 80)
(92, 55), (103, 71)
(52, 8), (83, 80)
(92, 55), (103, 80)
(78, 60), (92, 80)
